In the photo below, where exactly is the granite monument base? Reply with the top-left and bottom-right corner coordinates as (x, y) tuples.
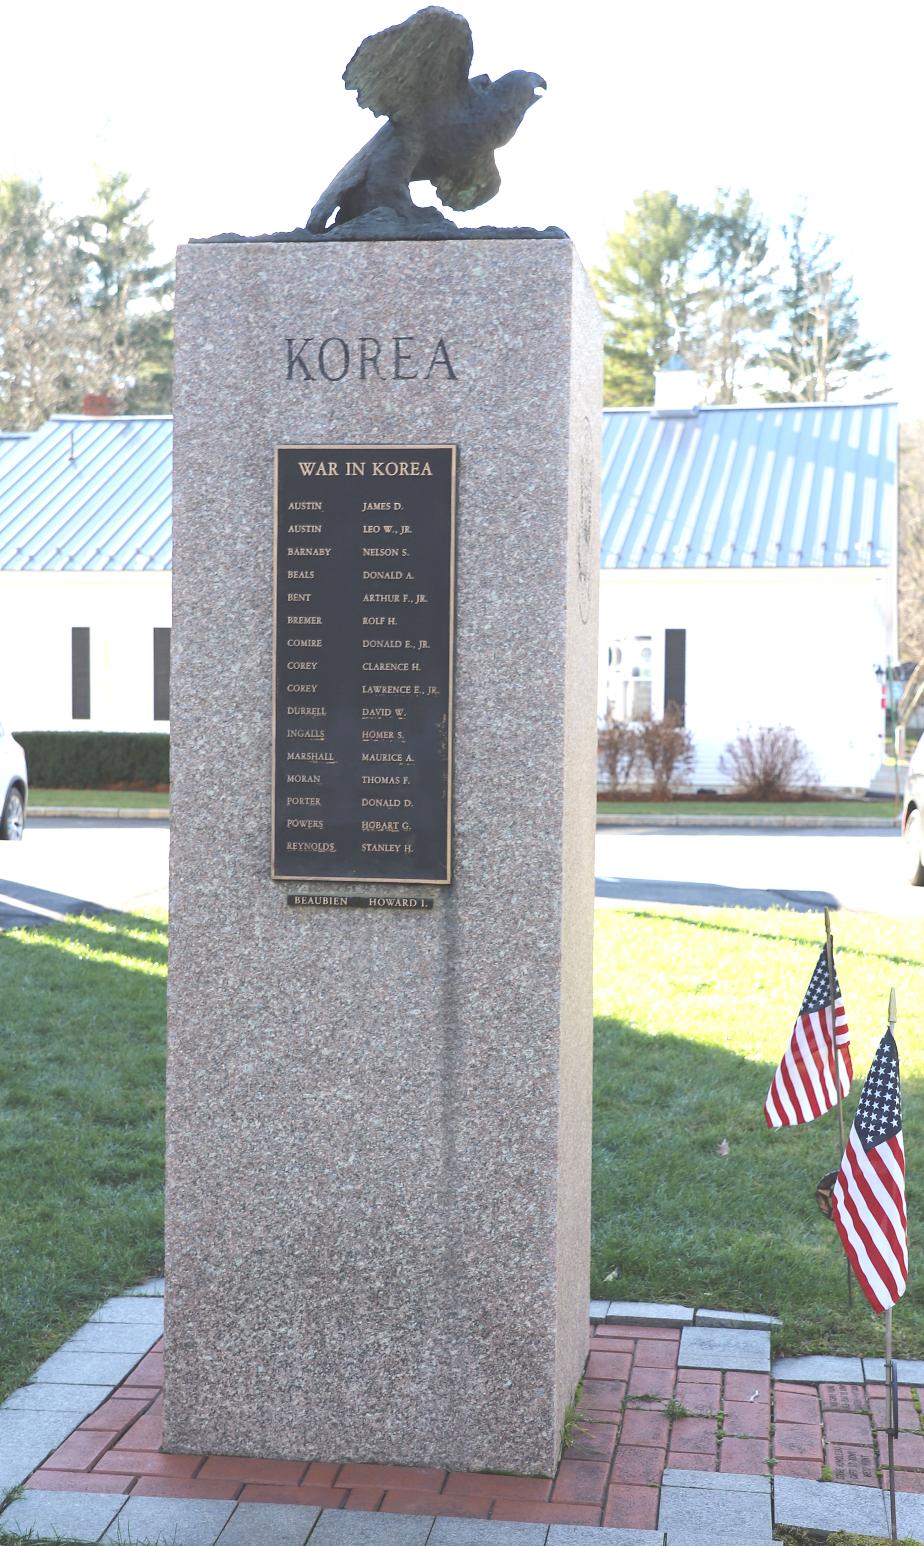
(165, 236), (600, 1474)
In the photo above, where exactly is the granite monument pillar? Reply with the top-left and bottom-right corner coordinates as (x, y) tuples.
(165, 232), (599, 1473)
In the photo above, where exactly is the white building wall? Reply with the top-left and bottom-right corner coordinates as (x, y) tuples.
(598, 566), (894, 791)
(0, 571), (171, 732)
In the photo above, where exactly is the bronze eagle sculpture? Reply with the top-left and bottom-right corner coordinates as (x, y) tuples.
(307, 7), (546, 233)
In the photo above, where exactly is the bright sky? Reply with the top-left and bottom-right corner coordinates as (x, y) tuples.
(4, 0), (921, 413)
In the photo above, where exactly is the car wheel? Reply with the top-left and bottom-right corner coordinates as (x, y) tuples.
(904, 807), (924, 887)
(0, 785), (24, 841)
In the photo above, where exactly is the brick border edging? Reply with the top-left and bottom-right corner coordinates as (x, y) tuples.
(0, 1282), (164, 1505)
(5, 1291), (924, 1541)
(5, 1482), (924, 1543)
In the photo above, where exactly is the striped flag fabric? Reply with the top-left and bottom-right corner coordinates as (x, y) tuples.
(831, 1028), (907, 1311)
(764, 947), (853, 1127)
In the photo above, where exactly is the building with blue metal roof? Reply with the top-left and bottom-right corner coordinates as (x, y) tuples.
(0, 392), (900, 787)
(0, 414), (172, 733)
(0, 415), (171, 572)
(599, 369), (898, 790)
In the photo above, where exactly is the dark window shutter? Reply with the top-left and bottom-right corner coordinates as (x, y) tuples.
(71, 627), (90, 720)
(153, 628), (171, 721)
(664, 628), (686, 723)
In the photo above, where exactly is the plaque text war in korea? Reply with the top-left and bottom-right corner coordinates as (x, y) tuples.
(272, 445), (456, 883)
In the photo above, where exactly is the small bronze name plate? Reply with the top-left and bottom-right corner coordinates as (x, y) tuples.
(272, 445), (456, 884)
(288, 894), (434, 910)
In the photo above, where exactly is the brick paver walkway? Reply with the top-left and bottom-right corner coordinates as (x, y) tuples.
(22, 1321), (924, 1528)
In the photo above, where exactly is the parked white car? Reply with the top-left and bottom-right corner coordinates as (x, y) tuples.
(0, 719), (27, 840)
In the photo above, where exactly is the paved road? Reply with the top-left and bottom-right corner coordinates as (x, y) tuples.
(0, 819), (169, 930)
(595, 825), (924, 918)
(0, 820), (919, 930)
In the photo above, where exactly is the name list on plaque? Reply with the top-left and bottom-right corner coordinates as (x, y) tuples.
(272, 445), (456, 884)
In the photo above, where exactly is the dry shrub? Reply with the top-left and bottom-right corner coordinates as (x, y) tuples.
(719, 725), (818, 799)
(637, 705), (695, 799)
(598, 711), (641, 794)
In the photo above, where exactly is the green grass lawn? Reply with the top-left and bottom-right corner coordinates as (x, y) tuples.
(778, 1535), (919, 1546)
(29, 788), (169, 809)
(593, 904), (924, 1356)
(0, 912), (166, 1406)
(0, 896), (920, 1430)
(598, 799), (896, 819)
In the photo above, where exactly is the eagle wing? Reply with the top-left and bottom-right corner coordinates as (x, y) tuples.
(434, 150), (500, 213)
(343, 6), (473, 126)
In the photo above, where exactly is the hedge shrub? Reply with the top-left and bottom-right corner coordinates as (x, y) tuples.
(14, 732), (169, 789)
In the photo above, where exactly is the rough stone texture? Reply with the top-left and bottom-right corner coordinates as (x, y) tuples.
(864, 1356), (924, 1383)
(101, 1495), (236, 1545)
(90, 1296), (165, 1324)
(214, 1502), (320, 1545)
(664, 1537), (774, 1546)
(1, 1382), (112, 1412)
(427, 1520), (548, 1544)
(547, 1529), (664, 1545)
(0, 1407), (85, 1459)
(30, 1349), (142, 1386)
(165, 239), (601, 1474)
(0, 1488), (125, 1541)
(660, 1470), (769, 1494)
(308, 1515), (433, 1545)
(68, 1321), (162, 1353)
(775, 1475), (924, 1539)
(678, 1329), (769, 1372)
(657, 1485), (771, 1537)
(606, 1304), (694, 1328)
(896, 1491), (924, 1539)
(773, 1474), (891, 1534)
(692, 1310), (780, 1331)
(771, 1355), (864, 1383)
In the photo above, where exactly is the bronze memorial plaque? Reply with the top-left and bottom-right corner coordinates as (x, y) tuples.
(272, 445), (456, 884)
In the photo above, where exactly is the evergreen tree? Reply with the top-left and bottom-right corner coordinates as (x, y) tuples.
(0, 178), (87, 430)
(692, 188), (775, 404)
(592, 191), (701, 406)
(899, 420), (924, 663)
(763, 211), (885, 402)
(0, 173), (174, 429)
(71, 172), (174, 412)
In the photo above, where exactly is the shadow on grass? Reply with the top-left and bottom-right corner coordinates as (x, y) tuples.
(592, 1015), (923, 1357)
(0, 912), (166, 1403)
(610, 905), (924, 971)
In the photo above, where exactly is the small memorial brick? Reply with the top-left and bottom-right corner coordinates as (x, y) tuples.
(830, 1444), (878, 1485)
(819, 1383), (869, 1413)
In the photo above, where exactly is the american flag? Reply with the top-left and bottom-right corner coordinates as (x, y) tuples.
(831, 1028), (907, 1312)
(764, 947), (853, 1128)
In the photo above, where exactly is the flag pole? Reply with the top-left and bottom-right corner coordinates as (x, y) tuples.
(825, 908), (852, 1307)
(885, 1303), (898, 1542)
(884, 986), (899, 1543)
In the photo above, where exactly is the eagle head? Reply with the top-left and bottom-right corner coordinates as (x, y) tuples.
(488, 70), (547, 145)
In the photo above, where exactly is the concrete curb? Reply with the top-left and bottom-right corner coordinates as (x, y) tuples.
(597, 812), (897, 829)
(28, 809), (895, 828)
(28, 807), (169, 821)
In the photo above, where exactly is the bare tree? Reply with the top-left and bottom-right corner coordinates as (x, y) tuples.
(598, 712), (641, 794)
(719, 727), (818, 799)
